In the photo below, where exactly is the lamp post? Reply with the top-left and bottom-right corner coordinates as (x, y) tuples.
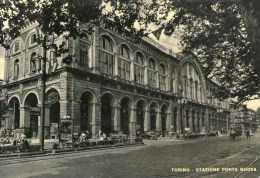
(249, 117), (252, 131)
(177, 98), (187, 136)
(39, 35), (47, 151)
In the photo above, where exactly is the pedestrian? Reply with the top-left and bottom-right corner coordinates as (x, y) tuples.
(246, 130), (250, 140)
(79, 132), (86, 143)
(230, 128), (235, 140)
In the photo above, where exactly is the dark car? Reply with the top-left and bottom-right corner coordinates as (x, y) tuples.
(142, 131), (158, 140)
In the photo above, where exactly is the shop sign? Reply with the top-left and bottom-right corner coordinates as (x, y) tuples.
(29, 107), (41, 116)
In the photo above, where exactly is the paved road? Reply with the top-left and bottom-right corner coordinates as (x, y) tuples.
(0, 133), (260, 178)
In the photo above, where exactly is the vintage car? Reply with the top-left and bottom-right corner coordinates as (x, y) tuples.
(141, 130), (160, 140)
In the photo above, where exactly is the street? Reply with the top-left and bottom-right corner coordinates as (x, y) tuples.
(0, 134), (260, 178)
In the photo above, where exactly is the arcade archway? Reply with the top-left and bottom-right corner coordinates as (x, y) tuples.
(8, 97), (20, 130)
(120, 97), (131, 135)
(24, 93), (38, 138)
(47, 89), (60, 139)
(150, 103), (158, 131)
(136, 100), (145, 132)
(161, 105), (168, 136)
(80, 92), (94, 133)
(101, 93), (115, 135)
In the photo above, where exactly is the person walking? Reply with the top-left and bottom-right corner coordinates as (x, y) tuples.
(246, 130), (250, 140)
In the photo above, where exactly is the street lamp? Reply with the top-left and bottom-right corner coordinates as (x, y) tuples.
(249, 117), (252, 131)
(177, 98), (187, 135)
(39, 35), (47, 151)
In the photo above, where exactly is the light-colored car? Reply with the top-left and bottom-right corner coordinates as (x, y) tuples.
(250, 131), (253, 136)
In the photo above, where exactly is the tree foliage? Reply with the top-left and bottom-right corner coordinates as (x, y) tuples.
(100, 0), (260, 102)
(0, 0), (258, 102)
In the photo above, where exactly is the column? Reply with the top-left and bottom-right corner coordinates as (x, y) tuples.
(129, 106), (137, 139)
(92, 27), (100, 74)
(92, 102), (101, 137)
(144, 63), (148, 86)
(194, 110), (198, 132)
(156, 111), (161, 133)
(112, 104), (120, 132)
(130, 57), (134, 82)
(4, 51), (10, 81)
(72, 101), (81, 134)
(167, 112), (172, 132)
(189, 110), (193, 132)
(144, 109), (150, 131)
(114, 52), (118, 77)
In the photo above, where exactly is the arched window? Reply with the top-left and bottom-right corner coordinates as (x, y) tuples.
(13, 41), (21, 54)
(79, 33), (89, 66)
(134, 52), (144, 84)
(99, 36), (114, 75)
(159, 63), (166, 91)
(183, 76), (188, 98)
(118, 44), (130, 80)
(148, 58), (157, 88)
(189, 78), (193, 99)
(14, 59), (19, 78)
(195, 81), (198, 101)
(30, 52), (37, 73)
(30, 33), (37, 46)
(172, 69), (176, 93)
(79, 44), (88, 65)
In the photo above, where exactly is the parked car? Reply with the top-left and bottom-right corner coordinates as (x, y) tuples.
(250, 131), (254, 136)
(142, 131), (158, 140)
(199, 131), (206, 137)
(207, 130), (217, 136)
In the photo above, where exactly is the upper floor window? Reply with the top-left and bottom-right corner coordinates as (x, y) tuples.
(14, 59), (19, 78)
(189, 78), (193, 99)
(183, 76), (188, 98)
(30, 52), (37, 73)
(30, 33), (37, 46)
(99, 36), (114, 75)
(134, 52), (144, 84)
(149, 58), (156, 70)
(195, 81), (198, 101)
(79, 44), (89, 65)
(13, 41), (20, 54)
(148, 58), (157, 88)
(159, 63), (166, 91)
(101, 36), (113, 51)
(118, 45), (130, 80)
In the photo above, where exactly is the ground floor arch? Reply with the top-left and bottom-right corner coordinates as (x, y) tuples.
(24, 93), (39, 138)
(120, 97), (132, 134)
(136, 100), (146, 133)
(8, 97), (20, 131)
(161, 105), (168, 136)
(46, 89), (60, 139)
(150, 103), (158, 131)
(101, 93), (115, 136)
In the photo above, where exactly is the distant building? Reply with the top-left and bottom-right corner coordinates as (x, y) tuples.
(230, 104), (258, 132)
(1, 23), (231, 139)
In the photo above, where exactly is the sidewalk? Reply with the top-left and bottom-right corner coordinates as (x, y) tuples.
(0, 139), (145, 159)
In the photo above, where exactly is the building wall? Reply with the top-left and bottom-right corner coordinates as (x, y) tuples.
(1, 24), (231, 139)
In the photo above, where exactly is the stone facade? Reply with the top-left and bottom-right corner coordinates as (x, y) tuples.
(1, 23), (231, 139)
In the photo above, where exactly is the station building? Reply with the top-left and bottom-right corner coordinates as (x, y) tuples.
(1, 23), (231, 139)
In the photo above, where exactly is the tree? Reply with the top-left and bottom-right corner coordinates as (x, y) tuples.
(103, 0), (260, 102)
(0, 0), (105, 150)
